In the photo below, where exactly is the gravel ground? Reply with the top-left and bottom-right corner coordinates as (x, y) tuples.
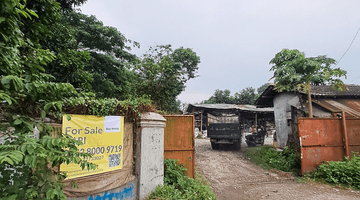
(195, 138), (360, 200)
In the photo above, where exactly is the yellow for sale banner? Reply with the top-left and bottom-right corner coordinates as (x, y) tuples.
(60, 114), (124, 179)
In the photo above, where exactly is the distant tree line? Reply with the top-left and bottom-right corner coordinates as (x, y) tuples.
(201, 83), (270, 105)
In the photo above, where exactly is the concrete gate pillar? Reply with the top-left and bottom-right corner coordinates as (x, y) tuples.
(135, 112), (166, 199)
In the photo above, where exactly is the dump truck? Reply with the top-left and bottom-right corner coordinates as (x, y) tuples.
(207, 113), (242, 150)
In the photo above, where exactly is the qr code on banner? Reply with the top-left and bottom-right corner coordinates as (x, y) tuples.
(108, 153), (121, 168)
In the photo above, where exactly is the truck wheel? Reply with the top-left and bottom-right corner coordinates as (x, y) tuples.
(234, 140), (241, 150)
(211, 142), (219, 150)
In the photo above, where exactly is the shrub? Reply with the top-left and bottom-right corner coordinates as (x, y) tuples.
(147, 159), (217, 200)
(310, 153), (360, 190)
(245, 145), (300, 175)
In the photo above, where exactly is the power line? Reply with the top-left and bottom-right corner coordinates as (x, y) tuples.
(336, 27), (360, 66)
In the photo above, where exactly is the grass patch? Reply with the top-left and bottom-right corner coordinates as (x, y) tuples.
(307, 153), (360, 190)
(147, 159), (217, 200)
(245, 145), (300, 175)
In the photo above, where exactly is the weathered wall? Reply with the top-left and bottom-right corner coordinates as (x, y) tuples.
(273, 92), (297, 148)
(135, 112), (166, 200)
(68, 180), (136, 200)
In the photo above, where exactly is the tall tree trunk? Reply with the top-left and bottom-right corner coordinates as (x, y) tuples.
(307, 83), (313, 118)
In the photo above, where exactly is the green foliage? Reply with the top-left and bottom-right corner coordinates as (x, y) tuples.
(269, 49), (347, 93)
(63, 95), (154, 120)
(135, 45), (200, 112)
(202, 89), (234, 104)
(0, 1), (96, 199)
(163, 159), (188, 186)
(245, 145), (300, 175)
(234, 87), (258, 105)
(63, 11), (139, 99)
(257, 83), (270, 95)
(0, 128), (96, 200)
(147, 159), (217, 200)
(310, 153), (360, 190)
(1, 2), (198, 199)
(41, 9), (201, 112)
(202, 83), (269, 105)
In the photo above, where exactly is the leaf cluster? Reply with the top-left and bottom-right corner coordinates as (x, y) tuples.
(61, 10), (138, 99)
(0, 1), (96, 199)
(147, 159), (217, 200)
(310, 153), (360, 190)
(62, 95), (154, 122)
(0, 123), (96, 200)
(269, 49), (347, 93)
(135, 45), (200, 112)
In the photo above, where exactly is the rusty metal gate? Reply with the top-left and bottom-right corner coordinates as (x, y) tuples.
(163, 115), (195, 178)
(298, 112), (360, 175)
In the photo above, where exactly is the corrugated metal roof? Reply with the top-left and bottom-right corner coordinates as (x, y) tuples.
(312, 99), (360, 118)
(186, 104), (273, 113)
(255, 84), (360, 108)
(310, 84), (360, 97)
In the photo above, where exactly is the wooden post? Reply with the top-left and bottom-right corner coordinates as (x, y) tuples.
(255, 113), (258, 133)
(200, 110), (203, 133)
(307, 84), (313, 118)
(242, 116), (245, 134)
(342, 111), (350, 157)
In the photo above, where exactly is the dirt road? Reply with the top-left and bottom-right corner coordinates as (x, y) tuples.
(195, 138), (360, 200)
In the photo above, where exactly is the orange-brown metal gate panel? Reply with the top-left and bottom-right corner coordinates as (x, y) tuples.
(298, 117), (360, 175)
(345, 119), (360, 158)
(163, 115), (195, 178)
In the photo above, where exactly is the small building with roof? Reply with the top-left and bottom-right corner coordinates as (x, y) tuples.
(255, 84), (360, 148)
(186, 104), (274, 135)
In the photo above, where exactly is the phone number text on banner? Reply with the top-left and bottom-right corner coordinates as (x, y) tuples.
(60, 115), (124, 179)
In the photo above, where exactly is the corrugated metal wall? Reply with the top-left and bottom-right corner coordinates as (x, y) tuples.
(298, 114), (360, 175)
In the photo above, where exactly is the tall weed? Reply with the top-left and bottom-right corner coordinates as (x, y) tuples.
(147, 159), (217, 200)
(310, 153), (360, 190)
(245, 145), (300, 175)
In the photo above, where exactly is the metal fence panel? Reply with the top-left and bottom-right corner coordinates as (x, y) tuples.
(298, 116), (360, 175)
(163, 115), (195, 178)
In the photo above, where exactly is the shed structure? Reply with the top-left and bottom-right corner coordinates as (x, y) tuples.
(255, 84), (360, 148)
(186, 104), (274, 134)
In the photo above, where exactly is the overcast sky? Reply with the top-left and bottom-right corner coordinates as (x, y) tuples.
(78, 0), (360, 103)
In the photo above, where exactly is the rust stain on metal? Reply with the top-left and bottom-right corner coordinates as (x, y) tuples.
(298, 117), (360, 176)
(163, 115), (195, 178)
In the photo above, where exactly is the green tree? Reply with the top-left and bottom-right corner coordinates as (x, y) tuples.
(234, 87), (257, 104)
(202, 89), (234, 104)
(257, 83), (270, 95)
(269, 49), (347, 117)
(41, 11), (93, 92)
(0, 1), (95, 199)
(64, 11), (138, 98)
(135, 45), (200, 112)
